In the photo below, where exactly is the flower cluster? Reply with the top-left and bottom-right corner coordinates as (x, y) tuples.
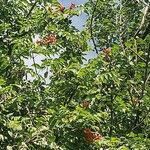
(103, 47), (111, 55)
(81, 100), (90, 109)
(59, 5), (65, 13)
(103, 47), (111, 61)
(69, 3), (76, 10)
(83, 128), (103, 143)
(36, 34), (57, 45)
(59, 3), (76, 13)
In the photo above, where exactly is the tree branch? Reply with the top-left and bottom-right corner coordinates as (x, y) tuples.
(129, 47), (146, 62)
(31, 52), (39, 77)
(64, 84), (79, 105)
(132, 111), (150, 130)
(133, 44), (150, 129)
(140, 44), (150, 99)
(109, 93), (114, 137)
(134, 5), (149, 37)
(90, 0), (99, 54)
(139, 0), (149, 6)
(143, 23), (150, 39)
(26, 1), (38, 18)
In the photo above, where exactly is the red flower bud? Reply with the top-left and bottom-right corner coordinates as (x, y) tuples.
(43, 34), (57, 45)
(83, 128), (103, 143)
(81, 100), (90, 109)
(69, 3), (75, 10)
(59, 5), (65, 12)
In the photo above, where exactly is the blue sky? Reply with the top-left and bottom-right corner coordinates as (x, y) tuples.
(59, 0), (88, 30)
(25, 0), (96, 80)
(59, 0), (87, 6)
(58, 0), (97, 59)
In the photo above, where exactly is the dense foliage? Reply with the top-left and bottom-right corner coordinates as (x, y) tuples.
(0, 0), (150, 149)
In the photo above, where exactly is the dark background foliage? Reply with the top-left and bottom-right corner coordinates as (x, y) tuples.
(0, 0), (150, 149)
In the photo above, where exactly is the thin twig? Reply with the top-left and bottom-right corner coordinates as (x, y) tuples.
(31, 51), (42, 103)
(131, 85), (141, 97)
(119, 1), (125, 51)
(129, 48), (146, 62)
(133, 44), (150, 128)
(132, 111), (150, 130)
(128, 88), (133, 101)
(26, 1), (38, 18)
(145, 72), (150, 84)
(140, 44), (150, 99)
(31, 52), (39, 77)
(65, 84), (79, 105)
(109, 93), (114, 137)
(90, 0), (99, 54)
(139, 0), (149, 6)
(134, 5), (149, 37)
